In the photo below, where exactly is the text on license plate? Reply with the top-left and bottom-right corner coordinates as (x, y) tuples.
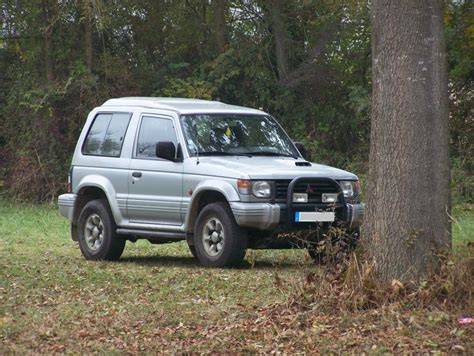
(295, 211), (335, 223)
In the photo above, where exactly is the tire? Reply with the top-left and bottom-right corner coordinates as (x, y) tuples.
(194, 202), (247, 267)
(188, 243), (197, 258)
(77, 199), (126, 261)
(71, 223), (78, 241)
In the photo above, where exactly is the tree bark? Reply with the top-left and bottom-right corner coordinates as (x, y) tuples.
(270, 0), (289, 81)
(41, 0), (54, 82)
(214, 0), (227, 53)
(83, 0), (93, 71)
(364, 0), (451, 282)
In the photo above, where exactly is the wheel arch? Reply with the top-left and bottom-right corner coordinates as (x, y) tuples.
(185, 182), (239, 234)
(72, 186), (107, 225)
(73, 174), (126, 225)
(72, 177), (123, 228)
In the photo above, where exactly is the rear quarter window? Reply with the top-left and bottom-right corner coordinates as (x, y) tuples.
(82, 113), (132, 157)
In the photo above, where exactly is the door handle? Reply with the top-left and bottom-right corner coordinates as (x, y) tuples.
(132, 171), (142, 178)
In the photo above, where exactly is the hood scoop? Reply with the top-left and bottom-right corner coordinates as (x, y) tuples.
(295, 161), (312, 167)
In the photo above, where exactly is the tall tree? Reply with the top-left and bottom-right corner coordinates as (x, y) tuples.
(41, 0), (56, 81)
(82, 0), (93, 71)
(213, 0), (228, 53)
(269, 0), (289, 81)
(365, 0), (451, 281)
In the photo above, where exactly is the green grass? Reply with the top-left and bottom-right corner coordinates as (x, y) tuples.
(0, 200), (472, 353)
(452, 205), (474, 249)
(0, 199), (312, 353)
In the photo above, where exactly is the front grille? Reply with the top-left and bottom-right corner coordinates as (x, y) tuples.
(280, 177), (347, 228)
(275, 179), (340, 203)
(275, 180), (291, 200)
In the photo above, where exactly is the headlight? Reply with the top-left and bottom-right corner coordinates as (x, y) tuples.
(339, 180), (360, 198)
(252, 181), (271, 198)
(238, 180), (271, 198)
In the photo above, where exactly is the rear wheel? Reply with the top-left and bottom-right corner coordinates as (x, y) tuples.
(77, 200), (125, 261)
(194, 202), (247, 267)
(70, 223), (78, 241)
(188, 243), (197, 258)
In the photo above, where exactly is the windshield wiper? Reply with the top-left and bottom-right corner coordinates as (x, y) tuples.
(248, 151), (298, 159)
(197, 151), (252, 157)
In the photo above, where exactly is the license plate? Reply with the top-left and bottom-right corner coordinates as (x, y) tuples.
(295, 211), (335, 223)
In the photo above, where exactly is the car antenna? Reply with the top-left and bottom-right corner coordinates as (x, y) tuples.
(195, 147), (200, 165)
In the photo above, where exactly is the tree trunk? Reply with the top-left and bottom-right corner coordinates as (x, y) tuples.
(83, 0), (93, 71)
(364, 0), (451, 282)
(270, 0), (289, 81)
(41, 0), (54, 82)
(214, 0), (227, 53)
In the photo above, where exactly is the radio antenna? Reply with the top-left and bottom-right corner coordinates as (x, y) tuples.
(195, 147), (200, 165)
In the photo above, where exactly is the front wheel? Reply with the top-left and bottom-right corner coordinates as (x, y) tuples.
(77, 199), (126, 261)
(194, 202), (247, 267)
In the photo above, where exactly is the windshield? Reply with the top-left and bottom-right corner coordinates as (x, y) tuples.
(180, 114), (300, 158)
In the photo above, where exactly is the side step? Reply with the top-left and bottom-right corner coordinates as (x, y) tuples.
(116, 228), (186, 242)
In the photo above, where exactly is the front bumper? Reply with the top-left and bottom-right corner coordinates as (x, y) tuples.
(230, 201), (364, 231)
(230, 202), (281, 230)
(58, 193), (77, 220)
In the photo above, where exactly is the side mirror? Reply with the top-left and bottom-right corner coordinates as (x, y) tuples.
(294, 142), (308, 160)
(156, 141), (176, 161)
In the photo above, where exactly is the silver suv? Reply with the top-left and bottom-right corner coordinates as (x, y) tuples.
(58, 97), (364, 267)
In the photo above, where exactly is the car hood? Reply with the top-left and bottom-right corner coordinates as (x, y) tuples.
(186, 156), (358, 181)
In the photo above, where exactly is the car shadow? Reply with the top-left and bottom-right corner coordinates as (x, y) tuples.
(119, 255), (200, 268)
(119, 254), (307, 270)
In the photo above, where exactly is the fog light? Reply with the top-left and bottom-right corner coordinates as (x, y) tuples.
(293, 193), (308, 203)
(322, 193), (338, 203)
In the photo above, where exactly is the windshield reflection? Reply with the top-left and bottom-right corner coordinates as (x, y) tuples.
(180, 114), (299, 158)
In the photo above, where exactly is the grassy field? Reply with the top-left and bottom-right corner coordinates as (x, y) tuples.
(1, 200), (472, 353)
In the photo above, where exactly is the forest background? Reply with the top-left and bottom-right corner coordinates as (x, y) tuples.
(0, 0), (472, 204)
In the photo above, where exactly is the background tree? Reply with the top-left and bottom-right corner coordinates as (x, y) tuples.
(213, 0), (228, 53)
(269, 0), (289, 81)
(364, 0), (451, 281)
(81, 0), (94, 71)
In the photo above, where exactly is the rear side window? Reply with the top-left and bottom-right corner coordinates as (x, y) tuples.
(82, 113), (131, 157)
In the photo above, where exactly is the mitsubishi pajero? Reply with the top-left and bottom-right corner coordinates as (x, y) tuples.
(58, 97), (364, 267)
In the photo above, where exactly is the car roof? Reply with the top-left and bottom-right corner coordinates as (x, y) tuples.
(101, 97), (267, 116)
